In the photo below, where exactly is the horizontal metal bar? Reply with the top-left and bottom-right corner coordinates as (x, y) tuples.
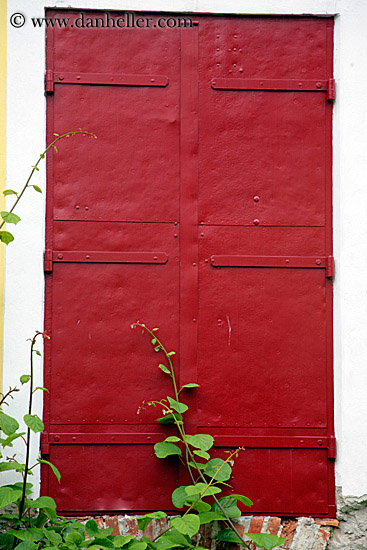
(53, 71), (168, 87)
(213, 435), (330, 449)
(210, 255), (329, 269)
(211, 78), (328, 92)
(52, 251), (168, 264)
(45, 433), (164, 445)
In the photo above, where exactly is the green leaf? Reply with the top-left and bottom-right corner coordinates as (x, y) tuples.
(185, 434), (214, 452)
(187, 461), (206, 470)
(161, 529), (192, 547)
(181, 383), (200, 389)
(245, 533), (286, 549)
(126, 542), (147, 550)
(14, 542), (37, 550)
(157, 413), (182, 425)
(65, 531), (84, 545)
(185, 483), (222, 497)
(43, 529), (62, 545)
(170, 515), (200, 537)
(0, 533), (16, 548)
(167, 397), (188, 414)
(85, 519), (99, 537)
(0, 231), (14, 244)
(172, 486), (189, 508)
(9, 528), (43, 542)
(31, 165), (39, 171)
(198, 511), (226, 524)
(29, 496), (57, 510)
(32, 185), (42, 193)
(164, 436), (181, 443)
(1, 211), (21, 225)
(0, 411), (19, 435)
(137, 511), (167, 531)
(0, 461), (25, 472)
(23, 414), (44, 433)
(3, 189), (17, 196)
(154, 441), (182, 459)
(212, 497), (241, 518)
(229, 494), (253, 508)
(204, 458), (232, 482)
(216, 529), (243, 544)
(35, 386), (49, 392)
(1, 432), (25, 447)
(37, 459), (61, 482)
(167, 351), (175, 357)
(35, 350), (41, 356)
(112, 535), (134, 548)
(192, 500), (211, 513)
(193, 450), (210, 460)
(20, 375), (31, 385)
(158, 364), (170, 374)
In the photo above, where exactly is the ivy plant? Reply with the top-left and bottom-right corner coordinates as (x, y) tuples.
(131, 322), (286, 550)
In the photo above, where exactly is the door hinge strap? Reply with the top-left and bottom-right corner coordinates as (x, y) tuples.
(41, 432), (49, 455)
(45, 70), (54, 94)
(327, 78), (336, 102)
(211, 77), (332, 94)
(211, 255), (335, 277)
(44, 249), (53, 272)
(328, 435), (336, 459)
(326, 255), (335, 278)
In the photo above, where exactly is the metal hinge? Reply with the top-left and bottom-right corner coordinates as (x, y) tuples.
(44, 249), (53, 272)
(328, 435), (336, 460)
(41, 432), (49, 455)
(326, 255), (335, 278)
(327, 78), (335, 102)
(45, 70), (54, 94)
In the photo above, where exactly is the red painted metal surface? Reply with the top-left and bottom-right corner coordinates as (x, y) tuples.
(44, 12), (335, 517)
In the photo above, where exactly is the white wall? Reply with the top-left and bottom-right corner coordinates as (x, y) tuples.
(4, 0), (367, 499)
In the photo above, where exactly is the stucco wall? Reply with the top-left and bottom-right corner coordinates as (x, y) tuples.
(3, 0), (367, 513)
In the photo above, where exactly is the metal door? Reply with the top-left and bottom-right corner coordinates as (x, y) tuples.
(43, 12), (335, 516)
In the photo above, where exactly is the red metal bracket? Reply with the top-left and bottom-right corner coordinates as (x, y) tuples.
(328, 435), (337, 459)
(46, 433), (164, 444)
(212, 435), (330, 449)
(44, 249), (53, 272)
(50, 71), (168, 88)
(211, 78), (329, 92)
(45, 70), (54, 94)
(327, 78), (336, 101)
(211, 255), (332, 271)
(41, 432), (50, 455)
(326, 255), (335, 278)
(52, 251), (168, 264)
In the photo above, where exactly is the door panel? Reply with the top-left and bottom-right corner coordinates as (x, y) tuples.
(44, 12), (335, 516)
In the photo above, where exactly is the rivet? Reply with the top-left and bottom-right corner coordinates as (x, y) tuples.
(216, 48), (220, 52)
(239, 68), (243, 72)
(228, 48), (231, 52)
(76, 75), (80, 80)
(205, 258), (209, 263)
(253, 195), (260, 202)
(316, 259), (322, 265)
(76, 205), (80, 210)
(86, 255), (90, 260)
(285, 259), (290, 264)
(317, 439), (323, 446)
(58, 75), (64, 81)
(174, 233), (178, 238)
(192, 318), (196, 322)
(298, 82), (302, 87)
(151, 78), (155, 83)
(233, 48), (237, 52)
(54, 435), (60, 442)
(316, 82), (322, 88)
(300, 440), (304, 445)
(253, 219), (260, 225)
(174, 221), (178, 225)
(200, 233), (204, 237)
(193, 262), (197, 267)
(58, 253), (63, 259)
(72, 436), (76, 441)
(85, 206), (89, 211)
(234, 34), (238, 39)
(154, 256), (158, 261)
(216, 35), (220, 38)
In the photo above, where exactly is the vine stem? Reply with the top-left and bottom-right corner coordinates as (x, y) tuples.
(18, 332), (43, 520)
(0, 130), (96, 231)
(133, 322), (252, 550)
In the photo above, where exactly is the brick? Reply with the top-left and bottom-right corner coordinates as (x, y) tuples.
(248, 517), (264, 534)
(95, 517), (105, 529)
(311, 527), (330, 550)
(280, 519), (298, 548)
(105, 515), (120, 535)
(266, 517), (282, 535)
(314, 518), (339, 527)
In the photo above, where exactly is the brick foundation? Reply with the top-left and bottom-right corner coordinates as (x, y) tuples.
(68, 515), (339, 550)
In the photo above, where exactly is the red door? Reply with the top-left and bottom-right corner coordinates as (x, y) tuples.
(43, 12), (335, 516)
